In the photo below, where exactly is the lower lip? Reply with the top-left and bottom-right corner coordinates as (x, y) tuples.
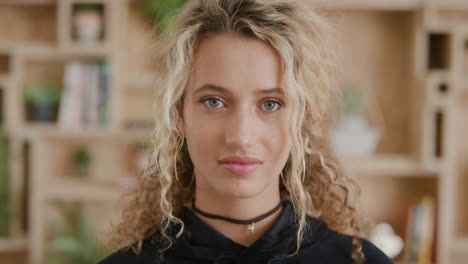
(219, 162), (261, 175)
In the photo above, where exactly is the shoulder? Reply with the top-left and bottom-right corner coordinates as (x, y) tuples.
(303, 217), (393, 264)
(98, 243), (156, 264)
(359, 238), (394, 264)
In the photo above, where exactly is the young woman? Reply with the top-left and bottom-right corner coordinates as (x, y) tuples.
(100, 0), (393, 263)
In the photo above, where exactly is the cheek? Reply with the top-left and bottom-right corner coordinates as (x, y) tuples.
(265, 115), (291, 150)
(267, 129), (291, 181)
(184, 112), (222, 160)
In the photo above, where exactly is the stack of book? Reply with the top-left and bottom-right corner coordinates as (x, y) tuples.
(58, 61), (109, 129)
(401, 196), (437, 264)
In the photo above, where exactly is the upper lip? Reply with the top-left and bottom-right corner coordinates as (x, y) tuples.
(218, 156), (262, 164)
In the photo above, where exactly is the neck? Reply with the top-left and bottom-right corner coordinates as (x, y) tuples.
(193, 188), (282, 247)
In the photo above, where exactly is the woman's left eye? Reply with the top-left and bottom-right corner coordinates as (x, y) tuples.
(260, 100), (282, 111)
(201, 97), (225, 109)
(200, 97), (282, 111)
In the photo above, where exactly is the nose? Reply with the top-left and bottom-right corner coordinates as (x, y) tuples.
(224, 104), (256, 150)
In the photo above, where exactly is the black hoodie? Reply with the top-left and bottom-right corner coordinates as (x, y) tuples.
(99, 202), (393, 264)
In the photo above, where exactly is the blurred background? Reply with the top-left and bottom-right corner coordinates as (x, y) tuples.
(0, 0), (467, 263)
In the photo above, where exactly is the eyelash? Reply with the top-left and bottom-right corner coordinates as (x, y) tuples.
(200, 96), (283, 111)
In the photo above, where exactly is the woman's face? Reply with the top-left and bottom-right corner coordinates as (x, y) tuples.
(180, 33), (291, 199)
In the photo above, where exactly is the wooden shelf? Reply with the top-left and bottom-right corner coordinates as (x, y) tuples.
(17, 123), (151, 140)
(125, 73), (155, 90)
(0, 238), (27, 252)
(18, 124), (111, 138)
(0, 0), (55, 5)
(59, 43), (111, 57)
(16, 44), (109, 60)
(58, 0), (114, 55)
(43, 178), (121, 202)
(452, 237), (468, 253)
(341, 155), (438, 178)
(433, 0), (468, 10)
(306, 0), (423, 10)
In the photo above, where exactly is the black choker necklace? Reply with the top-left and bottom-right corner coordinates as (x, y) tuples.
(191, 200), (283, 234)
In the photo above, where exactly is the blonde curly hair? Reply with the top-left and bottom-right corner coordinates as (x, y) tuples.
(108, 0), (365, 263)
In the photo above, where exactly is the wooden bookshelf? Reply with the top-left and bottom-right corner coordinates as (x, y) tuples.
(0, 0), (467, 264)
(341, 154), (439, 178)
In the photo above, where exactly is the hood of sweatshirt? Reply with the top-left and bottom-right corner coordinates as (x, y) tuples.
(149, 201), (329, 264)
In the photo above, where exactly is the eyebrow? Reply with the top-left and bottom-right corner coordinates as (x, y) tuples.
(193, 84), (284, 96)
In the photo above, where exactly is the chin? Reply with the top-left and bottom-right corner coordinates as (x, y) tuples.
(212, 177), (271, 199)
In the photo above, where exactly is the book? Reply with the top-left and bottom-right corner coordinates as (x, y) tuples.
(401, 196), (437, 264)
(58, 61), (109, 129)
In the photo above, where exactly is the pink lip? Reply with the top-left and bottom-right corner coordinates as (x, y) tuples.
(218, 156), (262, 175)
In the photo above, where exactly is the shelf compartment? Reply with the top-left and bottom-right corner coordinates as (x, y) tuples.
(19, 58), (111, 129)
(58, 0), (114, 52)
(31, 135), (151, 188)
(0, 54), (10, 75)
(358, 177), (438, 228)
(21, 59), (63, 125)
(328, 10), (418, 158)
(358, 177), (439, 263)
(34, 200), (118, 263)
(0, 3), (56, 45)
(121, 88), (154, 131)
(428, 32), (451, 71)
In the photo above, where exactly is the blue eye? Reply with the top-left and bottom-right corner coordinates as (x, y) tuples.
(201, 97), (225, 109)
(261, 100), (282, 111)
(200, 97), (282, 111)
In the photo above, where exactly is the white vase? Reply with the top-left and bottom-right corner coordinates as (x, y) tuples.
(368, 222), (404, 259)
(74, 10), (103, 43)
(330, 114), (380, 158)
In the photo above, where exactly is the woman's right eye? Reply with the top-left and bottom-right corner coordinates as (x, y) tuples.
(201, 97), (225, 109)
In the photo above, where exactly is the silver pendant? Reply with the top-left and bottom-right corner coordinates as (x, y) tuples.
(248, 222), (255, 234)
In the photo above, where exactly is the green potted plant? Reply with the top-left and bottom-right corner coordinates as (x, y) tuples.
(23, 82), (61, 122)
(73, 147), (92, 177)
(73, 3), (104, 43)
(40, 202), (107, 264)
(143, 0), (189, 31)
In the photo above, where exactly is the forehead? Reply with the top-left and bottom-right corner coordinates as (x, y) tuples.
(187, 33), (283, 95)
